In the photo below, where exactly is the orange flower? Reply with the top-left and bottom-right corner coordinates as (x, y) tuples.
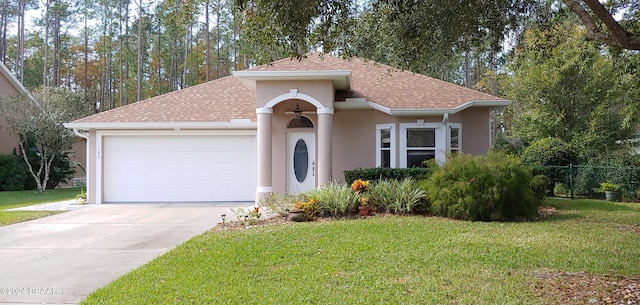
(351, 179), (370, 193)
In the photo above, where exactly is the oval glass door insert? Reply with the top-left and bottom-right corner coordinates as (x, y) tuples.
(293, 139), (309, 183)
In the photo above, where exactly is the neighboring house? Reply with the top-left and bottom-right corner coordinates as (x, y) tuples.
(0, 62), (86, 185)
(64, 53), (510, 204)
(0, 62), (27, 155)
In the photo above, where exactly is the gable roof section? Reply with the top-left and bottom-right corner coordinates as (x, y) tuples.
(67, 53), (509, 128)
(68, 76), (257, 128)
(251, 53), (508, 112)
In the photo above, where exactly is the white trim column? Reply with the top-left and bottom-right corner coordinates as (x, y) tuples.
(317, 107), (333, 186)
(256, 107), (273, 203)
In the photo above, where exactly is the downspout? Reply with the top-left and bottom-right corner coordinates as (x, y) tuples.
(72, 129), (91, 203)
(438, 113), (450, 164)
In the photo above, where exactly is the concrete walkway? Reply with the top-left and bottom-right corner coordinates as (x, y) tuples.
(7, 199), (91, 211)
(0, 201), (251, 304)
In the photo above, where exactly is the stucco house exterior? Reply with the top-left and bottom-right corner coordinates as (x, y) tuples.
(0, 62), (29, 155)
(65, 54), (510, 204)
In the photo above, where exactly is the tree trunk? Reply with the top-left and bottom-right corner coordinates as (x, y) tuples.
(216, 0), (220, 78)
(137, 0), (142, 101)
(18, 140), (44, 192)
(0, 0), (8, 64)
(43, 0), (49, 86)
(205, 0), (210, 81)
(53, 13), (60, 87)
(464, 51), (471, 88)
(16, 0), (25, 81)
(84, 4), (88, 104)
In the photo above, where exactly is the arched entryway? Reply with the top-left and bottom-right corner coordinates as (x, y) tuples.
(255, 89), (334, 203)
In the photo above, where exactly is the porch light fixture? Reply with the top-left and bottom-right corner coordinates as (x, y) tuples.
(293, 102), (303, 120)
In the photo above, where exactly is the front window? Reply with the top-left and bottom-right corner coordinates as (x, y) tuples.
(376, 124), (395, 168)
(406, 128), (436, 167)
(400, 123), (443, 167)
(449, 124), (461, 155)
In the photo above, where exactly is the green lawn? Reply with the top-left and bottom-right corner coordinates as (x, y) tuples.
(82, 198), (640, 304)
(0, 187), (82, 210)
(0, 210), (64, 226)
(0, 187), (80, 226)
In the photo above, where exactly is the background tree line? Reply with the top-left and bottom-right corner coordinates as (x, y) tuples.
(0, 0), (639, 191)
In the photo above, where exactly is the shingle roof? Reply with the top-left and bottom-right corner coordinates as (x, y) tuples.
(70, 53), (507, 124)
(71, 76), (256, 124)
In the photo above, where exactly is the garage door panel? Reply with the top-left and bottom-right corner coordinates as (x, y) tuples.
(103, 135), (256, 202)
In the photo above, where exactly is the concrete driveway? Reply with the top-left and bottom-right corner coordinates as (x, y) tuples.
(0, 202), (249, 305)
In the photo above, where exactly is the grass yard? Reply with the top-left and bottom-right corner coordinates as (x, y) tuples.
(0, 187), (80, 226)
(0, 210), (64, 226)
(82, 198), (640, 304)
(0, 187), (82, 210)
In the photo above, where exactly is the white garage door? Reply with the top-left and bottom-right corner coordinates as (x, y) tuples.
(102, 135), (256, 202)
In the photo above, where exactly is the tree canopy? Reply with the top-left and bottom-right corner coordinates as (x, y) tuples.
(504, 19), (640, 160)
(0, 87), (93, 191)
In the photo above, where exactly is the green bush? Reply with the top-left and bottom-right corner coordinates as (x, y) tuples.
(0, 154), (27, 191)
(368, 178), (427, 214)
(306, 181), (358, 217)
(344, 167), (433, 185)
(426, 153), (541, 221)
(521, 137), (578, 194)
(530, 175), (549, 200)
(491, 133), (524, 156)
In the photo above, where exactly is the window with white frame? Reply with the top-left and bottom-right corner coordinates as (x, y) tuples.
(376, 124), (395, 168)
(400, 123), (441, 167)
(449, 123), (462, 155)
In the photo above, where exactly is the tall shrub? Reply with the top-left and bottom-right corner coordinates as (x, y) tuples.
(0, 154), (27, 191)
(521, 137), (578, 194)
(426, 153), (541, 221)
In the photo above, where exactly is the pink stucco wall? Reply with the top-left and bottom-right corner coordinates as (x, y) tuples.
(0, 72), (20, 155)
(269, 103), (493, 189)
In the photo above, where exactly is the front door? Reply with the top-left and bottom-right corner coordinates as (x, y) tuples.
(287, 132), (316, 194)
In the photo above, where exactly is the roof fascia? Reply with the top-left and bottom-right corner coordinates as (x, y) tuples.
(64, 121), (257, 131)
(335, 99), (511, 116)
(233, 70), (352, 90)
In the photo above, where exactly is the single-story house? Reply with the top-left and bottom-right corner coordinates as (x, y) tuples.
(64, 53), (510, 204)
(0, 62), (86, 185)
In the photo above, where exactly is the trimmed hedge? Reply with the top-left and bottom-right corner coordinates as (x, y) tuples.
(344, 167), (434, 184)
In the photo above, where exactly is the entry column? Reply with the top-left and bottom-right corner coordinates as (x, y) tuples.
(317, 107), (333, 186)
(256, 107), (273, 203)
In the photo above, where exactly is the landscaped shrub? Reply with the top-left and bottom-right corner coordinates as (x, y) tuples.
(306, 181), (358, 217)
(0, 154), (27, 191)
(521, 137), (578, 194)
(426, 153), (541, 221)
(368, 178), (427, 214)
(344, 167), (433, 184)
